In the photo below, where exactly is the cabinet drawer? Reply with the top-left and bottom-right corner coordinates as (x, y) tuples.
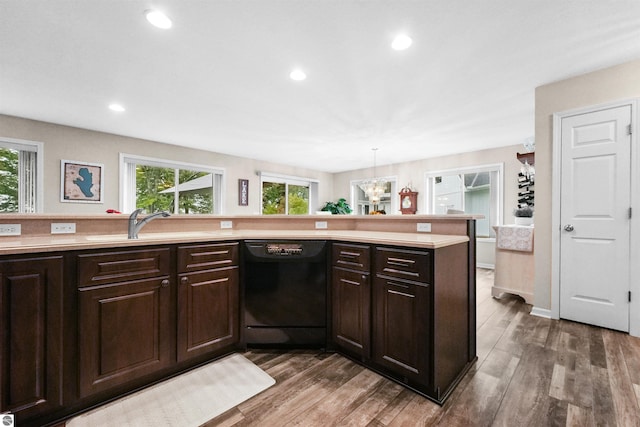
(177, 242), (239, 273)
(77, 248), (171, 288)
(374, 246), (432, 284)
(333, 243), (370, 271)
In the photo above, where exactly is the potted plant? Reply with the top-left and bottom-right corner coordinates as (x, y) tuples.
(513, 205), (534, 226)
(320, 198), (353, 215)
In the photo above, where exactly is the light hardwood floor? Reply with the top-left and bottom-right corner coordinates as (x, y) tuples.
(205, 268), (640, 426)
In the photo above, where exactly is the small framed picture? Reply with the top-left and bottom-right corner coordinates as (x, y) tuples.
(238, 179), (249, 206)
(61, 160), (104, 203)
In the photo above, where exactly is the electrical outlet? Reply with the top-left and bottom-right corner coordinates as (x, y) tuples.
(0, 224), (21, 236)
(315, 221), (328, 229)
(51, 223), (76, 234)
(220, 220), (233, 229)
(417, 222), (432, 232)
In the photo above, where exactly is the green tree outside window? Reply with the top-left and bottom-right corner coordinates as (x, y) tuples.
(262, 181), (309, 215)
(136, 165), (213, 214)
(262, 182), (285, 214)
(0, 148), (18, 212)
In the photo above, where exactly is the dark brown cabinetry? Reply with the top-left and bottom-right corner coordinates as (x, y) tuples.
(331, 243), (371, 358)
(372, 244), (471, 402)
(77, 248), (172, 398)
(0, 233), (473, 426)
(373, 247), (432, 384)
(177, 242), (239, 362)
(0, 256), (64, 422)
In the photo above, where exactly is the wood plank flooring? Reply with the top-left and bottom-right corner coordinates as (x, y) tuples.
(204, 268), (640, 426)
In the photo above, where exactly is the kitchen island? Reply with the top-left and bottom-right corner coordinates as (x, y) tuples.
(0, 214), (477, 426)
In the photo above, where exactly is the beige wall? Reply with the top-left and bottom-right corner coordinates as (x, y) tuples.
(1, 114), (525, 220)
(534, 58), (640, 310)
(333, 144), (524, 221)
(0, 115), (333, 214)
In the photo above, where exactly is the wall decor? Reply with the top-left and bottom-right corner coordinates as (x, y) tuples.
(238, 179), (249, 206)
(516, 152), (535, 208)
(61, 160), (104, 203)
(399, 186), (418, 214)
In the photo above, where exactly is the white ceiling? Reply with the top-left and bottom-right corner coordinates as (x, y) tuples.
(2, 1), (640, 173)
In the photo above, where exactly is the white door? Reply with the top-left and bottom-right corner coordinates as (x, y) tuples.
(559, 105), (631, 332)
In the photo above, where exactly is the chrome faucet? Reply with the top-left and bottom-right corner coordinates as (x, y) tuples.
(128, 208), (171, 239)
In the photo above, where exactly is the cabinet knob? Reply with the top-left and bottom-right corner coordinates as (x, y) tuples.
(161, 279), (170, 288)
(181, 276), (189, 284)
(564, 224), (574, 232)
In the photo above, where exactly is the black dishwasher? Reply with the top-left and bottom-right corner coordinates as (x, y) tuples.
(243, 240), (327, 347)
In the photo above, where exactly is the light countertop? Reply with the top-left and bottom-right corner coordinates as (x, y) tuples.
(0, 229), (469, 255)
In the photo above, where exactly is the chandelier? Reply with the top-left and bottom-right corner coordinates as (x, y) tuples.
(358, 148), (387, 204)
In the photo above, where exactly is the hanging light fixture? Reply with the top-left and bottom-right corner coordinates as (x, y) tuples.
(358, 148), (387, 205)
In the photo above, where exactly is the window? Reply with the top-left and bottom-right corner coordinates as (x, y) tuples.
(425, 164), (502, 237)
(0, 138), (43, 213)
(259, 172), (316, 215)
(120, 154), (224, 214)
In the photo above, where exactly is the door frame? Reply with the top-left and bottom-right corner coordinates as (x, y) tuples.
(551, 98), (640, 336)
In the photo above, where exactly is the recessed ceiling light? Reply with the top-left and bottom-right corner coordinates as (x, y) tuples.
(391, 34), (412, 51)
(289, 69), (307, 81)
(108, 103), (125, 112)
(145, 9), (172, 29)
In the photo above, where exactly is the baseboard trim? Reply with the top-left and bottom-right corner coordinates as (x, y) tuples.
(530, 307), (552, 319)
(476, 263), (495, 269)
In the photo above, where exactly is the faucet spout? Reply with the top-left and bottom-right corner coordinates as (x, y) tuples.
(128, 209), (171, 239)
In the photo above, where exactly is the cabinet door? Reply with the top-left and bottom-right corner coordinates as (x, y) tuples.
(78, 276), (172, 398)
(373, 276), (431, 385)
(332, 267), (370, 358)
(177, 267), (239, 362)
(0, 257), (64, 421)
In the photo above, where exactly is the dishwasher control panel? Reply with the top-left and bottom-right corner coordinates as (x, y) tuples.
(243, 240), (326, 260)
(266, 243), (303, 256)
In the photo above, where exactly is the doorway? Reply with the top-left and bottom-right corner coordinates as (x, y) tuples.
(554, 103), (633, 332)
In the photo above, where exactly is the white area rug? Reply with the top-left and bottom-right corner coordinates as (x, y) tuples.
(67, 353), (275, 427)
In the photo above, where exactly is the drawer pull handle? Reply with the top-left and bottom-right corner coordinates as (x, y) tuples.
(387, 257), (415, 268)
(336, 260), (363, 268)
(194, 250), (230, 257)
(383, 268), (419, 277)
(340, 251), (361, 258)
(161, 279), (170, 288)
(388, 289), (414, 298)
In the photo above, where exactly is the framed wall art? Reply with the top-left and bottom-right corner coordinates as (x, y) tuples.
(238, 179), (249, 206)
(60, 159), (104, 203)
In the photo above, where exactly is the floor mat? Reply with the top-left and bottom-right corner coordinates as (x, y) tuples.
(67, 353), (275, 427)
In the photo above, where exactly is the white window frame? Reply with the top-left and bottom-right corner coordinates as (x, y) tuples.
(0, 137), (44, 213)
(119, 153), (225, 214)
(258, 171), (318, 215)
(424, 163), (503, 236)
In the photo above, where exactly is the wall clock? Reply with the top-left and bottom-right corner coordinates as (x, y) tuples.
(399, 187), (418, 214)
